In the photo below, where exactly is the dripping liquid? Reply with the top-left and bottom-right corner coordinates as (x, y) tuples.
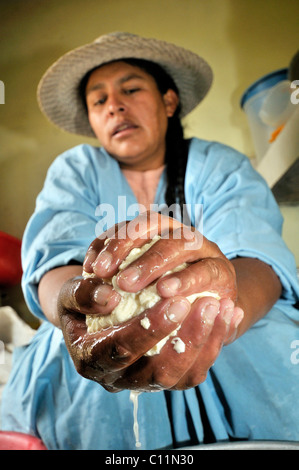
(129, 390), (142, 448)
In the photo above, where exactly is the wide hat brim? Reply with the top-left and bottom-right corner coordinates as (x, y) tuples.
(37, 32), (213, 138)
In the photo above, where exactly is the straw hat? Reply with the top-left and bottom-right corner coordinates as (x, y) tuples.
(37, 32), (213, 138)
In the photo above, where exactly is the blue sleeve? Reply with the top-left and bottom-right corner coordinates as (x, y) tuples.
(21, 145), (100, 320)
(185, 138), (299, 307)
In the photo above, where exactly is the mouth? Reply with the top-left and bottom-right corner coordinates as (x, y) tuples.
(111, 121), (138, 137)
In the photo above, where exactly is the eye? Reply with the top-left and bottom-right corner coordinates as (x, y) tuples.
(94, 96), (107, 105)
(124, 88), (140, 95)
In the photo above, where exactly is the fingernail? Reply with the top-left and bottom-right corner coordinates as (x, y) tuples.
(93, 284), (113, 306)
(166, 299), (190, 322)
(234, 308), (244, 328)
(223, 305), (234, 325)
(93, 251), (113, 271)
(201, 302), (219, 325)
(117, 266), (141, 286)
(160, 276), (181, 294)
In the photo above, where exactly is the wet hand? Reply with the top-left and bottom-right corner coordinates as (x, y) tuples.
(59, 211), (244, 391)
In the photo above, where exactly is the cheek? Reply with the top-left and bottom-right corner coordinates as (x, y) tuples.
(88, 111), (105, 140)
(142, 103), (168, 138)
(153, 111), (168, 141)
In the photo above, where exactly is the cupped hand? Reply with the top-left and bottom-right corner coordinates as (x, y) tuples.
(58, 211), (244, 391)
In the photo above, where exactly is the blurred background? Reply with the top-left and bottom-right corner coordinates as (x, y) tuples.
(0, 0), (298, 323)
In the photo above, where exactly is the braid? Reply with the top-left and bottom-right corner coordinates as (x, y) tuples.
(164, 111), (189, 219)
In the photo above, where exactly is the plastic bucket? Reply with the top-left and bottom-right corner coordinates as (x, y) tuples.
(0, 431), (47, 450)
(241, 68), (295, 161)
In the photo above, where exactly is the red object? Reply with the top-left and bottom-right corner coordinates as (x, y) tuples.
(0, 231), (22, 286)
(0, 431), (47, 450)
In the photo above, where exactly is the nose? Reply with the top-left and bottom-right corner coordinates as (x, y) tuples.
(107, 94), (125, 116)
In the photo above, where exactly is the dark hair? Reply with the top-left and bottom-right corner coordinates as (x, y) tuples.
(80, 59), (189, 219)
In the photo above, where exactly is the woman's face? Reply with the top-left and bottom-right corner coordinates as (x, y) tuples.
(85, 61), (178, 171)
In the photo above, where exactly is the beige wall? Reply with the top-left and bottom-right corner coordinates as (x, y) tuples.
(0, 0), (298, 264)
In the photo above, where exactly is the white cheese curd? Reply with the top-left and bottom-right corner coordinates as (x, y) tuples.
(84, 235), (219, 355)
(171, 336), (186, 354)
(140, 316), (151, 330)
(85, 236), (161, 334)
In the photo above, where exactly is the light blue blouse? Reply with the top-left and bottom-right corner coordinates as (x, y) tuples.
(2, 138), (299, 449)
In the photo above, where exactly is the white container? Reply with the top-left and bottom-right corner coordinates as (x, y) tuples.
(241, 69), (296, 162)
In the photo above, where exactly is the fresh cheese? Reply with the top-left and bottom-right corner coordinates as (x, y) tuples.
(84, 236), (219, 355)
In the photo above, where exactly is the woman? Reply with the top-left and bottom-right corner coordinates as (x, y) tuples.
(1, 32), (299, 450)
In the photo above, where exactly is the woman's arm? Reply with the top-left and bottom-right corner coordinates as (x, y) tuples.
(231, 256), (282, 339)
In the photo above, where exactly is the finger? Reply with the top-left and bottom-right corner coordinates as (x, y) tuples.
(156, 257), (237, 301)
(91, 234), (154, 279)
(111, 300), (243, 391)
(85, 219), (157, 279)
(83, 212), (161, 276)
(64, 276), (121, 316)
(112, 297), (221, 391)
(172, 298), (238, 389)
(58, 277), (122, 368)
(84, 211), (192, 279)
(159, 297), (221, 389)
(83, 237), (106, 273)
(115, 228), (204, 293)
(83, 221), (129, 275)
(78, 296), (191, 375)
(224, 306), (244, 344)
